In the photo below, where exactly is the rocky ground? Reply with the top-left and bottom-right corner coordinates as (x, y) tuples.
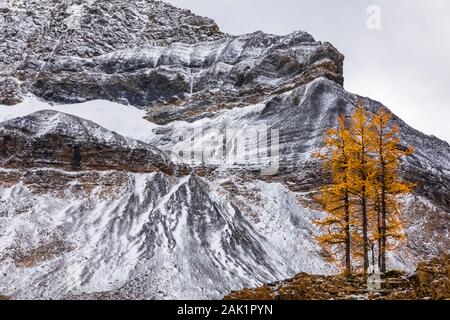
(224, 254), (450, 300)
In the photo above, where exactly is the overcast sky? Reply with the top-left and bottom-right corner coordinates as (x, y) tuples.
(165, 0), (450, 143)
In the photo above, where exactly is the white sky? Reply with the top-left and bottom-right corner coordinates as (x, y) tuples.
(164, 0), (450, 143)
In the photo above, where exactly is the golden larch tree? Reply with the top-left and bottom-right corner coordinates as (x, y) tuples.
(314, 115), (354, 275)
(347, 105), (378, 275)
(371, 107), (414, 272)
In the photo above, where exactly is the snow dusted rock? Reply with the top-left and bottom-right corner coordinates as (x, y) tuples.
(148, 77), (450, 268)
(30, 30), (342, 108)
(150, 76), (449, 208)
(0, 0), (222, 62)
(0, 110), (184, 175)
(0, 169), (334, 299)
(1, 0), (343, 108)
(1, 0), (223, 104)
(0, 109), (334, 299)
(0, 77), (21, 106)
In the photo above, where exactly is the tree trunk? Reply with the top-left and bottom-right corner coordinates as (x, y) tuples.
(362, 189), (369, 275)
(344, 193), (352, 276)
(371, 242), (375, 273)
(380, 187), (387, 273)
(377, 205), (382, 270)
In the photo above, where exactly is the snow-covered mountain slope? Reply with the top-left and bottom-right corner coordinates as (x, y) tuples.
(0, 169), (335, 299)
(0, 0), (343, 109)
(0, 0), (448, 300)
(149, 77), (450, 208)
(0, 0), (224, 105)
(0, 109), (335, 299)
(30, 31), (342, 108)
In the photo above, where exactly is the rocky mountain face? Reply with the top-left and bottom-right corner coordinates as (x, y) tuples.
(0, 111), (334, 299)
(0, 0), (342, 109)
(1, 0), (223, 105)
(0, 110), (183, 174)
(0, 0), (448, 299)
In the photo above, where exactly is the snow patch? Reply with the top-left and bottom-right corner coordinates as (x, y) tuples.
(0, 96), (158, 143)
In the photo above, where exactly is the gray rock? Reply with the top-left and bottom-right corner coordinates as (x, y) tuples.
(0, 110), (187, 175)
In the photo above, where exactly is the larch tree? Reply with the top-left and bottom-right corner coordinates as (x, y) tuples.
(314, 105), (414, 276)
(371, 107), (414, 272)
(313, 115), (354, 275)
(347, 105), (377, 275)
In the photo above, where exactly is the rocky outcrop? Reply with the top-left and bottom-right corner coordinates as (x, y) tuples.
(417, 254), (450, 299)
(31, 31), (343, 109)
(0, 110), (187, 175)
(150, 76), (450, 213)
(0, 109), (336, 300)
(1, 0), (223, 104)
(0, 77), (21, 105)
(224, 254), (450, 300)
(0, 0), (223, 64)
(1, 0), (343, 109)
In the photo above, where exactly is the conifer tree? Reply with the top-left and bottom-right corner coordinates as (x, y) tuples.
(347, 105), (377, 275)
(371, 107), (414, 272)
(314, 115), (354, 275)
(314, 105), (414, 275)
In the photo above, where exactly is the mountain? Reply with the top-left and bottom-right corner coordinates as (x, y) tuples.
(0, 110), (334, 299)
(0, 0), (448, 299)
(1, 0), (223, 105)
